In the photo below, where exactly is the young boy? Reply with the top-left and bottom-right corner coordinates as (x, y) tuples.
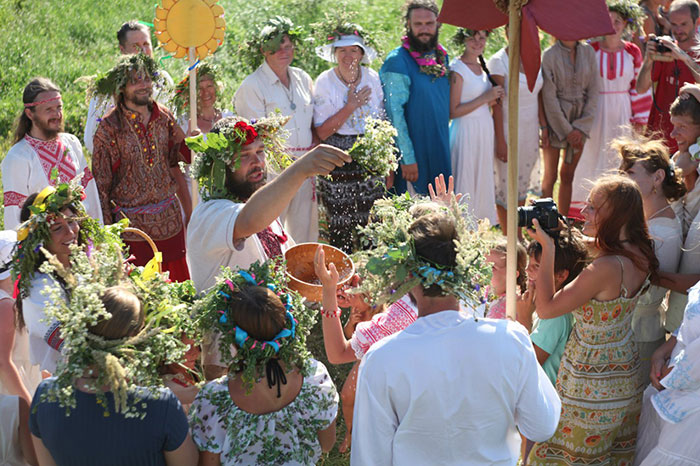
(518, 229), (588, 385)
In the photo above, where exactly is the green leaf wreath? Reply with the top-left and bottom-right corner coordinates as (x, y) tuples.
(193, 260), (315, 393)
(36, 229), (197, 418)
(11, 177), (105, 301)
(310, 12), (381, 56)
(353, 194), (494, 307)
(81, 53), (171, 102)
(238, 16), (306, 72)
(170, 61), (223, 117)
(186, 114), (292, 201)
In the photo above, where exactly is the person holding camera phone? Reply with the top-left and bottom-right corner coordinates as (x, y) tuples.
(637, 0), (700, 154)
(527, 175), (659, 465)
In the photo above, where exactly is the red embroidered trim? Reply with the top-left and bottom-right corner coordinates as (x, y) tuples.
(4, 191), (27, 207)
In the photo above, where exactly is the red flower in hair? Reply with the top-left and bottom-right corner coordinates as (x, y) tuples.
(234, 121), (259, 146)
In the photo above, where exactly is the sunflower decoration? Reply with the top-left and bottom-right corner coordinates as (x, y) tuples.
(154, 0), (226, 60)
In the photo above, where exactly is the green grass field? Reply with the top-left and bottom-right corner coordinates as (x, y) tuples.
(1, 2), (551, 463)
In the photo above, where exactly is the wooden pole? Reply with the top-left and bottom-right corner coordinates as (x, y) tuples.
(188, 47), (199, 208)
(505, 4), (521, 321)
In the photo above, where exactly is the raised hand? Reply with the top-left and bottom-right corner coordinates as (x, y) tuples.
(314, 245), (339, 288)
(428, 174), (463, 204)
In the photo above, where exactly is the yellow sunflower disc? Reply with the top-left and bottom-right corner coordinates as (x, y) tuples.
(154, 0), (226, 60)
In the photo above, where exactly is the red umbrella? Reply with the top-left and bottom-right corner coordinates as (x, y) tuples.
(438, 0), (614, 91)
(438, 0), (613, 320)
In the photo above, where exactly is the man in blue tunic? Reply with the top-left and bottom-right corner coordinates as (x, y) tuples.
(380, 0), (451, 195)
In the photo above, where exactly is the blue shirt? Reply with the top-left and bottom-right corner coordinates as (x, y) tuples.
(380, 46), (451, 195)
(30, 378), (189, 466)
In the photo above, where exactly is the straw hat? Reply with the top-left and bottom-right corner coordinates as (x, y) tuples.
(315, 34), (377, 65)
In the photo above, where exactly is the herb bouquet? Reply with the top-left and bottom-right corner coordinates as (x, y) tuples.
(349, 117), (399, 179)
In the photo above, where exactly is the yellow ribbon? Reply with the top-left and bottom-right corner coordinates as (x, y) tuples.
(16, 186), (58, 241)
(33, 186), (57, 211)
(142, 251), (163, 281)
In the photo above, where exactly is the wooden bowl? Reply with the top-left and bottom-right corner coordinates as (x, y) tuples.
(284, 243), (355, 302)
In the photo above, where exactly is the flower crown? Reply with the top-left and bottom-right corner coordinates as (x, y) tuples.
(354, 194), (494, 306)
(312, 14), (380, 52)
(451, 28), (491, 48)
(608, 1), (645, 29)
(87, 53), (168, 101)
(11, 176), (102, 300)
(36, 223), (194, 418)
(185, 114), (291, 201)
(193, 260), (315, 392)
(239, 16), (305, 71)
(171, 62), (222, 116)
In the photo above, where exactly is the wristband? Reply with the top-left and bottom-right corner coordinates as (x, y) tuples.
(321, 307), (341, 318)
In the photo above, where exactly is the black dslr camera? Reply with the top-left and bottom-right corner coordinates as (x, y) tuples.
(649, 36), (671, 54)
(517, 198), (561, 236)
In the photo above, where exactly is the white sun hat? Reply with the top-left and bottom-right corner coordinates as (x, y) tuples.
(0, 230), (17, 280)
(315, 34), (377, 65)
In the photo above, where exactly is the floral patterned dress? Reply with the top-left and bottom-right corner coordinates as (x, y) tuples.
(189, 359), (338, 465)
(529, 257), (647, 466)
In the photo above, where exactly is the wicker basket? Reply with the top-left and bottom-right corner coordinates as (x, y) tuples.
(284, 242), (354, 302)
(123, 227), (162, 273)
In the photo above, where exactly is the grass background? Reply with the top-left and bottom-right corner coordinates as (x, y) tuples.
(2, 1), (553, 463)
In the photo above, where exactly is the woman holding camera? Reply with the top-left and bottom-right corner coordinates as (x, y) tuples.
(528, 175), (658, 465)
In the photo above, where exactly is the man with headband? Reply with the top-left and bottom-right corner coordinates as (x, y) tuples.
(2, 78), (103, 229)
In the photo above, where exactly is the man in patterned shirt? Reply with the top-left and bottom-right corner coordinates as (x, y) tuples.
(92, 54), (192, 281)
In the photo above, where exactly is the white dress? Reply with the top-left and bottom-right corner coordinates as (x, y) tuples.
(22, 273), (65, 373)
(487, 47), (544, 204)
(0, 394), (27, 466)
(570, 42), (651, 218)
(0, 290), (41, 397)
(633, 216), (682, 384)
(449, 59), (498, 225)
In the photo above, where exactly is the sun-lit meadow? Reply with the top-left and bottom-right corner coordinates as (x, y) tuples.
(1, 1), (551, 463)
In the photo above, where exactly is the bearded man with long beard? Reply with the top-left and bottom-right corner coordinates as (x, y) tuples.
(380, 0), (451, 195)
(184, 115), (349, 379)
(2, 78), (103, 229)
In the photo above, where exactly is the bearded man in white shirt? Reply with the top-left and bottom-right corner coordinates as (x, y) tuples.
(185, 116), (350, 379)
(351, 209), (561, 466)
(234, 16), (318, 243)
(2, 78), (103, 229)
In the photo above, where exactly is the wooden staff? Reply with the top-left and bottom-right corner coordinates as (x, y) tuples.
(505, 3), (521, 321)
(188, 46), (199, 208)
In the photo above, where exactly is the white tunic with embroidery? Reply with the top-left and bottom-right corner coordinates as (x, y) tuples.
(1, 133), (103, 229)
(570, 42), (652, 218)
